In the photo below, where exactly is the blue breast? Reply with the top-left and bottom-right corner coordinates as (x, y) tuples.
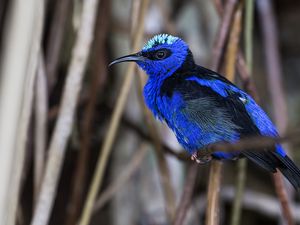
(144, 78), (240, 155)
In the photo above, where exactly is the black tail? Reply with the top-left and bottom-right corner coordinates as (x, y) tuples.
(275, 153), (300, 190)
(242, 151), (300, 190)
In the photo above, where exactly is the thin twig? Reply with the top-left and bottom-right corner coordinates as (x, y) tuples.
(196, 131), (300, 157)
(225, 2), (243, 81)
(78, 1), (150, 225)
(213, 0), (223, 15)
(207, 0), (241, 225)
(155, 0), (177, 35)
(214, 0), (258, 101)
(230, 158), (247, 225)
(34, 54), (48, 204)
(31, 0), (99, 224)
(137, 69), (176, 221)
(0, 0), (44, 223)
(45, 0), (72, 92)
(206, 161), (222, 225)
(200, 187), (300, 222)
(230, 2), (249, 225)
(64, 1), (110, 224)
(173, 164), (198, 225)
(257, 0), (288, 134)
(211, 0), (239, 71)
(120, 110), (300, 159)
(272, 173), (295, 225)
(92, 143), (148, 212)
(244, 0), (254, 75)
(237, 51), (259, 101)
(257, 1), (294, 224)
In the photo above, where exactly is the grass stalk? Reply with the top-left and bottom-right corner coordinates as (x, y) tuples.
(78, 1), (149, 225)
(31, 0), (99, 224)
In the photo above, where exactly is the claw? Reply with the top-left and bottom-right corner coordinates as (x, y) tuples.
(191, 152), (212, 164)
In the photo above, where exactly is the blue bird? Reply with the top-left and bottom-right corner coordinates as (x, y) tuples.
(110, 34), (300, 189)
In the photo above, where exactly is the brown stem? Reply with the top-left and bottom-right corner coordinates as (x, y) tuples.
(206, 1), (242, 225)
(45, 0), (72, 92)
(257, 1), (294, 224)
(92, 143), (148, 212)
(34, 54), (48, 205)
(211, 0), (239, 71)
(205, 161), (222, 225)
(30, 0), (100, 224)
(173, 164), (198, 225)
(78, 1), (150, 225)
(273, 172), (295, 225)
(137, 68), (176, 221)
(64, 0), (110, 225)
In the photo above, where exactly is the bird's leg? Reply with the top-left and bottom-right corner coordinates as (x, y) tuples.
(191, 152), (212, 164)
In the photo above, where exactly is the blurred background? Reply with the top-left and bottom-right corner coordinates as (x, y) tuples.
(0, 0), (300, 225)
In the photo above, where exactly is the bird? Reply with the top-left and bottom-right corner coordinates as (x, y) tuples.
(109, 33), (300, 189)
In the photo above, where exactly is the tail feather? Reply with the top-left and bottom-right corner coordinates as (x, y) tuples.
(242, 150), (277, 173)
(242, 150), (300, 190)
(273, 153), (300, 190)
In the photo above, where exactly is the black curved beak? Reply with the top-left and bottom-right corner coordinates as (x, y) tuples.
(109, 52), (145, 67)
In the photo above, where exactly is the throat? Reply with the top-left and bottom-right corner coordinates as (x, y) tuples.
(143, 76), (165, 120)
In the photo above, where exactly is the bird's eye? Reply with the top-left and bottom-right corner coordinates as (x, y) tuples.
(154, 50), (167, 60)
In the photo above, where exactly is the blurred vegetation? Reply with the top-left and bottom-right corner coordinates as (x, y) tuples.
(0, 0), (300, 225)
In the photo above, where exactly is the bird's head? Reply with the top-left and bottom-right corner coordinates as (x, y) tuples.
(110, 34), (193, 78)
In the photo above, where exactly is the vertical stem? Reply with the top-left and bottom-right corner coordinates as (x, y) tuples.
(244, 0), (254, 74)
(34, 55), (48, 204)
(0, 0), (44, 223)
(45, 0), (71, 92)
(257, 0), (288, 133)
(230, 159), (247, 225)
(64, 0), (110, 224)
(211, 0), (239, 71)
(206, 161), (222, 225)
(230, 2), (251, 225)
(206, 1), (242, 225)
(31, 0), (99, 224)
(257, 1), (294, 225)
(173, 164), (198, 225)
(78, 1), (149, 225)
(92, 143), (148, 211)
(225, 2), (243, 80)
(137, 70), (176, 221)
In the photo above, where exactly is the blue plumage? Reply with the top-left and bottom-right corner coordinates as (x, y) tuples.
(110, 34), (300, 189)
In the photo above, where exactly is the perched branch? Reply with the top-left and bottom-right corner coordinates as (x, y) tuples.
(120, 110), (300, 160)
(195, 131), (300, 158)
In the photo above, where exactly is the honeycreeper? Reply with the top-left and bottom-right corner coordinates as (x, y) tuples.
(110, 34), (300, 189)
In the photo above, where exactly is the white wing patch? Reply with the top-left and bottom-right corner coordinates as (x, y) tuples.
(239, 96), (247, 104)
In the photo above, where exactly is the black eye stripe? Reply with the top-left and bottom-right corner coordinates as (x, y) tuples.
(142, 48), (172, 60)
(156, 51), (165, 58)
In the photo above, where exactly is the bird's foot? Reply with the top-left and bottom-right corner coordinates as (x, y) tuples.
(191, 152), (212, 164)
